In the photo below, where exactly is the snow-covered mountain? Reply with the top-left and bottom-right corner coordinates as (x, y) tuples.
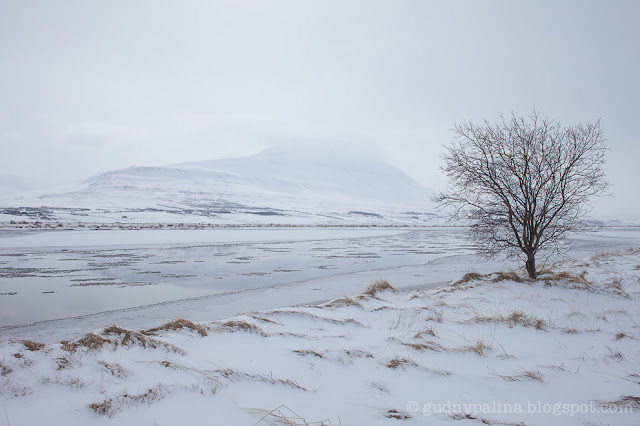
(0, 146), (440, 225)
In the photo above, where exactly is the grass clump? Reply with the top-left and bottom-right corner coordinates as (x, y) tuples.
(400, 341), (442, 352)
(75, 333), (110, 351)
(0, 362), (13, 376)
(324, 297), (364, 309)
(452, 272), (484, 286)
(363, 279), (397, 296)
(103, 325), (184, 353)
(491, 271), (523, 283)
(462, 339), (492, 356)
(217, 320), (267, 337)
(20, 340), (45, 351)
(470, 310), (546, 330)
(385, 356), (417, 369)
(142, 318), (208, 337)
(292, 349), (324, 358)
(414, 327), (437, 339)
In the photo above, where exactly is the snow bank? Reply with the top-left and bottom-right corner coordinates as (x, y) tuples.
(1, 249), (639, 425)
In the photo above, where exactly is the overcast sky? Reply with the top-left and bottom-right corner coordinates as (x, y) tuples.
(1, 0), (638, 218)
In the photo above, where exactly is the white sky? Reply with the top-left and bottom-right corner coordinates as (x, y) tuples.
(1, 0), (639, 218)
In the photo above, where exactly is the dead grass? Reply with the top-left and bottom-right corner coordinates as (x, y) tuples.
(539, 270), (593, 290)
(605, 347), (626, 363)
(103, 325), (184, 353)
(400, 341), (442, 352)
(56, 356), (72, 371)
(469, 310), (546, 330)
(343, 349), (374, 359)
(522, 369), (544, 382)
(217, 320), (267, 337)
(601, 395), (640, 410)
(424, 308), (444, 323)
(0, 361), (12, 376)
(214, 367), (307, 391)
(385, 356), (417, 369)
(66, 333), (110, 351)
(251, 404), (332, 425)
(607, 277), (630, 298)
(20, 340), (45, 351)
(323, 297), (364, 309)
(414, 327), (437, 338)
(615, 332), (629, 340)
(452, 272), (484, 286)
(462, 339), (492, 356)
(268, 310), (364, 327)
(89, 384), (167, 417)
(292, 349), (324, 358)
(385, 409), (412, 420)
(491, 271), (523, 283)
(248, 313), (282, 324)
(492, 369), (544, 382)
(363, 279), (397, 296)
(142, 318), (208, 337)
(98, 360), (127, 379)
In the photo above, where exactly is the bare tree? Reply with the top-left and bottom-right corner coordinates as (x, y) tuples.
(434, 110), (609, 278)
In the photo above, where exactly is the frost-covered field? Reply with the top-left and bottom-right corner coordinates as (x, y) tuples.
(1, 227), (640, 425)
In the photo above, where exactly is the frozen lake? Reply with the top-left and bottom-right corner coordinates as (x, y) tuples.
(0, 228), (474, 327)
(1, 226), (639, 342)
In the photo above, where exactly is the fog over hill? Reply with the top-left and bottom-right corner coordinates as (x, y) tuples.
(0, 145), (440, 225)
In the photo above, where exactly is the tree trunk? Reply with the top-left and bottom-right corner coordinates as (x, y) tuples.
(525, 254), (537, 279)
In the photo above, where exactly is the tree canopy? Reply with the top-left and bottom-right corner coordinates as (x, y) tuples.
(435, 111), (609, 278)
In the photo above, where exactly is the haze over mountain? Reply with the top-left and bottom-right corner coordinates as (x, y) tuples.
(0, 145), (439, 225)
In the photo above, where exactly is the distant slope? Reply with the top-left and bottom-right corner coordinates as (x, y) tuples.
(0, 145), (441, 225)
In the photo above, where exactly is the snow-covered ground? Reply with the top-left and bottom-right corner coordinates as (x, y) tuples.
(1, 242), (639, 425)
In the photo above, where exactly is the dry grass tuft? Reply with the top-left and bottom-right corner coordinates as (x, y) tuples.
(269, 310), (364, 327)
(522, 369), (544, 382)
(615, 332), (629, 340)
(414, 327), (437, 339)
(363, 279), (397, 296)
(470, 310), (545, 330)
(215, 368), (307, 391)
(89, 385), (167, 417)
(0, 361), (12, 376)
(324, 297), (364, 309)
(103, 325), (184, 353)
(98, 360), (127, 379)
(601, 395), (640, 410)
(385, 356), (417, 369)
(344, 349), (374, 359)
(251, 404), (331, 425)
(385, 409), (412, 420)
(73, 333), (110, 351)
(424, 308), (444, 323)
(292, 349), (324, 358)
(142, 318), (208, 337)
(20, 340), (45, 351)
(89, 399), (113, 416)
(463, 339), (492, 356)
(56, 356), (72, 371)
(491, 271), (523, 283)
(607, 277), (630, 298)
(452, 272), (484, 286)
(248, 314), (282, 324)
(492, 369), (544, 382)
(400, 341), (442, 352)
(539, 269), (593, 290)
(217, 320), (267, 337)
